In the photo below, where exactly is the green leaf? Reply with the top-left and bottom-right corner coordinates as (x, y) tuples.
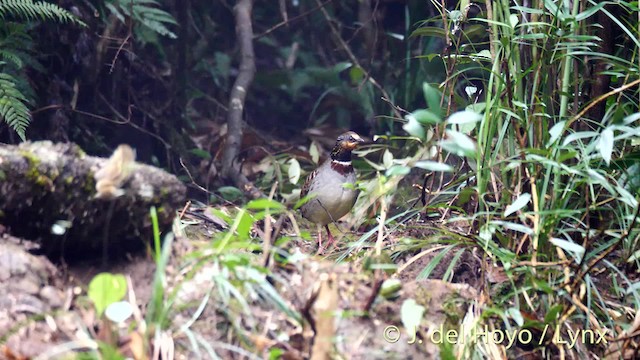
(413, 160), (454, 172)
(400, 299), (425, 338)
(385, 165), (411, 177)
(246, 199), (285, 211)
(88, 273), (127, 317)
(189, 148), (211, 159)
(446, 110), (482, 125)
(623, 113), (640, 125)
(422, 83), (442, 117)
(440, 130), (477, 158)
(598, 128), (614, 165)
(410, 27), (446, 38)
(218, 186), (243, 202)
(403, 115), (425, 139)
(380, 279), (402, 299)
(491, 220), (533, 235)
(547, 121), (565, 146)
(507, 307), (524, 326)
(349, 65), (365, 84)
(411, 109), (441, 125)
(544, 304), (564, 323)
(509, 14), (519, 28)
(287, 158), (301, 184)
(549, 238), (585, 263)
(504, 193), (531, 217)
(562, 131), (598, 146)
(309, 141), (320, 164)
(383, 149), (394, 168)
(105, 301), (134, 323)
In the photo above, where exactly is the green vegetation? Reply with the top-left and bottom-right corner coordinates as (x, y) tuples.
(0, 0), (84, 139)
(1, 0), (640, 359)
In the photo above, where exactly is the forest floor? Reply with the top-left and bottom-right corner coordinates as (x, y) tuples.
(0, 204), (516, 360)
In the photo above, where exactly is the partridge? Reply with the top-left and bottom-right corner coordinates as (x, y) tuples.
(300, 131), (364, 253)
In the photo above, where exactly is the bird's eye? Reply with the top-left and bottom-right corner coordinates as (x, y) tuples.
(348, 136), (355, 141)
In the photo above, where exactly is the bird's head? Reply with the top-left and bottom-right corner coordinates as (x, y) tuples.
(336, 131), (365, 151)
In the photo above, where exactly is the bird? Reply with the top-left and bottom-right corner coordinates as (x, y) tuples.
(300, 131), (365, 253)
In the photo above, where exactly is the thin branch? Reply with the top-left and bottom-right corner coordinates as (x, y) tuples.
(314, 0), (402, 120)
(254, 0), (333, 38)
(221, 0), (263, 199)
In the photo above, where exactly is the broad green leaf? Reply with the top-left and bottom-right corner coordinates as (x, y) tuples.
(218, 186), (244, 201)
(410, 26), (446, 38)
(562, 131), (598, 146)
(105, 301), (134, 323)
(504, 193), (531, 217)
(383, 149), (394, 168)
(246, 199), (284, 211)
(598, 128), (614, 165)
(491, 221), (533, 235)
(401, 299), (425, 338)
(414, 160), (454, 172)
(189, 148), (211, 159)
(547, 121), (565, 146)
(544, 304), (564, 323)
(403, 115), (425, 139)
(380, 279), (402, 299)
(411, 109), (441, 125)
(422, 83), (442, 117)
(575, 2), (605, 21)
(349, 65), (365, 84)
(309, 141), (320, 164)
(440, 130), (477, 158)
(287, 158), (301, 184)
(507, 307), (524, 326)
(623, 113), (640, 125)
(509, 14), (519, 28)
(550, 237), (585, 263)
(88, 273), (127, 317)
(385, 165), (411, 177)
(446, 110), (482, 125)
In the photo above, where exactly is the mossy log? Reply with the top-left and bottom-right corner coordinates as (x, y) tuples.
(0, 141), (186, 260)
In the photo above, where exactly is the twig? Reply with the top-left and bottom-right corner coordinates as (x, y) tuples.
(221, 0), (264, 199)
(362, 276), (384, 313)
(262, 182), (278, 266)
(178, 201), (191, 219)
(254, 0), (333, 38)
(568, 78), (640, 127)
(315, 0), (402, 120)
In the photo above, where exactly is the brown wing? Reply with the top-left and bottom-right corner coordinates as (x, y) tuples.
(300, 168), (317, 198)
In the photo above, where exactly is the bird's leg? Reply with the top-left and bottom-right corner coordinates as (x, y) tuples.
(323, 224), (337, 253)
(316, 223), (323, 254)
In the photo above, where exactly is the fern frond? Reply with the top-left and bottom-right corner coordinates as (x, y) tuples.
(108, 0), (177, 39)
(0, 0), (85, 26)
(0, 25), (34, 69)
(0, 72), (30, 140)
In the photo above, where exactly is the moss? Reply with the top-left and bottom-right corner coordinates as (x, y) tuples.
(20, 150), (52, 187)
(0, 170), (5, 181)
(64, 176), (74, 185)
(159, 187), (170, 198)
(84, 172), (96, 193)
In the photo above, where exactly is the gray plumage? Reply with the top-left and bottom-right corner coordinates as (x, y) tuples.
(300, 159), (359, 225)
(299, 131), (364, 253)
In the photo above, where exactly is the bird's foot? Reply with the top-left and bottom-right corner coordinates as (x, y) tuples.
(317, 225), (338, 255)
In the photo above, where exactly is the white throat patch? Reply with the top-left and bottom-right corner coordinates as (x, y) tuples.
(332, 160), (351, 166)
